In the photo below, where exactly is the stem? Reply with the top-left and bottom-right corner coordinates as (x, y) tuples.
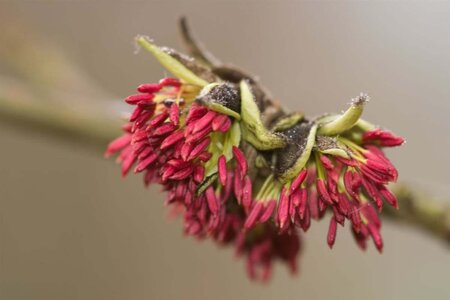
(317, 94), (367, 136)
(0, 94), (121, 152)
(386, 184), (450, 244)
(1, 93), (448, 245)
(178, 16), (222, 68)
(2, 16), (449, 248)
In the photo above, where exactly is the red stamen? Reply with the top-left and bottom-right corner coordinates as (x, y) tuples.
(137, 83), (162, 93)
(218, 155), (227, 186)
(327, 218), (337, 248)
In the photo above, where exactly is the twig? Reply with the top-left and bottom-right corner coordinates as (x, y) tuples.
(178, 16), (222, 68)
(1, 16), (448, 248)
(387, 184), (450, 244)
(0, 94), (121, 152)
(1, 92), (449, 245)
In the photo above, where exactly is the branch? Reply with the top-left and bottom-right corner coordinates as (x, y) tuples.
(178, 16), (222, 68)
(0, 17), (122, 152)
(1, 16), (448, 248)
(1, 92), (449, 246)
(387, 184), (450, 244)
(0, 94), (121, 152)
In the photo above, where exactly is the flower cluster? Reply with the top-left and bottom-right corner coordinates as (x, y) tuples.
(106, 36), (404, 281)
(272, 124), (402, 251)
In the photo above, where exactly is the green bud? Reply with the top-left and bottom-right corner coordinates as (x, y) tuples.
(272, 112), (304, 132)
(317, 94), (368, 136)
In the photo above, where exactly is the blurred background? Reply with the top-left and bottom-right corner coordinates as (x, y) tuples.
(1, 1), (450, 299)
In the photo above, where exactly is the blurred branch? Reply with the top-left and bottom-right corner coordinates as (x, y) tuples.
(1, 15), (449, 248)
(0, 93), (120, 152)
(1, 93), (450, 246)
(178, 16), (222, 68)
(387, 185), (450, 244)
(0, 16), (121, 151)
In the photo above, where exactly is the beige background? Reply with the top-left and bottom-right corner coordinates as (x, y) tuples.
(1, 1), (450, 299)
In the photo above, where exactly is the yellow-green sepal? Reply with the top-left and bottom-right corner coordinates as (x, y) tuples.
(136, 35), (209, 87)
(197, 83), (241, 120)
(203, 120), (241, 178)
(317, 94), (368, 136)
(278, 124), (318, 183)
(240, 80), (286, 150)
(272, 112), (304, 132)
(319, 148), (350, 159)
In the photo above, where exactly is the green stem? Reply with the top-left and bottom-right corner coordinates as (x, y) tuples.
(386, 184), (450, 244)
(0, 95), (121, 152)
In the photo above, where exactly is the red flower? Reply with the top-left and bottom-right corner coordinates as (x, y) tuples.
(106, 76), (303, 281)
(106, 37), (404, 281)
(363, 128), (405, 147)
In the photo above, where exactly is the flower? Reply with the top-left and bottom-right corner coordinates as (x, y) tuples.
(106, 35), (403, 281)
